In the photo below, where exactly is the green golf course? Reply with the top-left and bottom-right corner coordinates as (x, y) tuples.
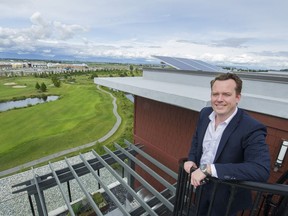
(0, 73), (133, 172)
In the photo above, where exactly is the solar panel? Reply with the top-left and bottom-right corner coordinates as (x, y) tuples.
(153, 55), (224, 72)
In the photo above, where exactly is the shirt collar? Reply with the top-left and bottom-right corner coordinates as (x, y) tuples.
(209, 107), (238, 125)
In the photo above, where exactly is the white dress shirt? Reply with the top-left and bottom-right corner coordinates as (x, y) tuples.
(200, 107), (238, 177)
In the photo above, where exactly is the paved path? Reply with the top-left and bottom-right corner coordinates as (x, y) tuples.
(0, 85), (122, 177)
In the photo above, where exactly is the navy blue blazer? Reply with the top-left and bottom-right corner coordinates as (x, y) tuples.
(188, 107), (270, 181)
(188, 107), (271, 214)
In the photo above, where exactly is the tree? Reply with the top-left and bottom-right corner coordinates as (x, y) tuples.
(40, 82), (47, 92)
(129, 65), (134, 72)
(35, 82), (40, 90)
(51, 76), (61, 87)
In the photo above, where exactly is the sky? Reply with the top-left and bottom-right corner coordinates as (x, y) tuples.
(0, 0), (288, 69)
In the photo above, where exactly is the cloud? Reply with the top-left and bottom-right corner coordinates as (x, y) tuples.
(252, 51), (288, 57)
(211, 38), (252, 48)
(29, 12), (87, 40)
(176, 40), (206, 45)
(53, 21), (87, 40)
(147, 45), (162, 49)
(30, 11), (48, 26)
(176, 38), (253, 48)
(29, 12), (53, 39)
(0, 12), (88, 54)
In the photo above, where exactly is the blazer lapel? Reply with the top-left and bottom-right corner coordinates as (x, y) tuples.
(198, 111), (211, 154)
(214, 109), (243, 162)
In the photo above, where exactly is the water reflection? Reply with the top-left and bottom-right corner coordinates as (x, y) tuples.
(0, 96), (59, 112)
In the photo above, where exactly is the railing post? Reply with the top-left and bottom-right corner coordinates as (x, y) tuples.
(250, 191), (263, 216)
(173, 158), (188, 216)
(34, 190), (47, 216)
(28, 195), (36, 216)
(97, 169), (101, 189)
(127, 157), (135, 190)
(67, 180), (72, 202)
(32, 174), (48, 216)
(224, 185), (237, 216)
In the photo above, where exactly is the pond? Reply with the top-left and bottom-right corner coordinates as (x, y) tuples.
(0, 96), (59, 112)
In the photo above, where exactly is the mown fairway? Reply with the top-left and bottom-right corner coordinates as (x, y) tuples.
(0, 75), (118, 171)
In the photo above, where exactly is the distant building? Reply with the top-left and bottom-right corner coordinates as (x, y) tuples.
(47, 63), (88, 70)
(30, 62), (47, 68)
(0, 62), (12, 70)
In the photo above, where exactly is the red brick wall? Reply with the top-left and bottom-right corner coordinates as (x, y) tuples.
(133, 96), (288, 190)
(247, 111), (288, 183)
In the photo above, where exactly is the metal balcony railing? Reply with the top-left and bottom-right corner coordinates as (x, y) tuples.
(173, 158), (288, 216)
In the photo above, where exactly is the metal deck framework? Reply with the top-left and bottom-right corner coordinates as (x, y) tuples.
(12, 140), (178, 216)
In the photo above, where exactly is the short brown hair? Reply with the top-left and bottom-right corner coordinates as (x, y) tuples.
(210, 73), (242, 95)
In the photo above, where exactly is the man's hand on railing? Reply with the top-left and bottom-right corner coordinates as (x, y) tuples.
(184, 161), (210, 188)
(191, 168), (207, 188)
(184, 161), (197, 173)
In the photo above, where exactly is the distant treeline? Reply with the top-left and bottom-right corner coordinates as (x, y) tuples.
(1, 66), (143, 78)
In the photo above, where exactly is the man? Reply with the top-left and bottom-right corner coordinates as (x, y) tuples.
(184, 73), (270, 215)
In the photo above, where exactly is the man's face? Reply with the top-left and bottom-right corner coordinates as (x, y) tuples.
(211, 79), (241, 120)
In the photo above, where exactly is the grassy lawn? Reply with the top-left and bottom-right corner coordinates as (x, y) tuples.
(0, 74), (133, 172)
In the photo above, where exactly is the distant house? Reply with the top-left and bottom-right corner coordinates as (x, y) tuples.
(94, 57), (288, 189)
(0, 62), (13, 70)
